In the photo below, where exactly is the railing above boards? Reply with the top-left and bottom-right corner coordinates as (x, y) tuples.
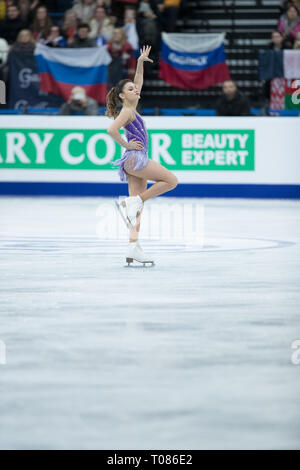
(0, 108), (299, 117)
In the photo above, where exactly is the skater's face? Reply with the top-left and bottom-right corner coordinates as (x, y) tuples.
(119, 82), (140, 103)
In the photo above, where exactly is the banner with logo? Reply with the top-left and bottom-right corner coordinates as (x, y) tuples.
(0, 127), (254, 171)
(8, 51), (63, 109)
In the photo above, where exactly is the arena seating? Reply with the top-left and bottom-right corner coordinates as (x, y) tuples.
(142, 0), (282, 108)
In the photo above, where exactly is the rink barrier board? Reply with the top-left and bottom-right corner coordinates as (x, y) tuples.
(0, 116), (299, 198)
(0, 182), (299, 199)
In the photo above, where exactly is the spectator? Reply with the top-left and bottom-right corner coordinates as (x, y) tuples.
(0, 4), (28, 44)
(4, 29), (35, 90)
(111, 0), (139, 26)
(89, 5), (114, 41)
(163, 0), (181, 32)
(17, 0), (47, 24)
(24, 0), (59, 15)
(277, 5), (300, 47)
(96, 0), (112, 15)
(31, 5), (53, 41)
(123, 7), (139, 51)
(293, 30), (300, 47)
(137, 1), (159, 51)
(10, 28), (36, 52)
(269, 30), (289, 49)
(18, 0), (32, 23)
(72, 0), (97, 23)
(262, 31), (288, 103)
(70, 23), (96, 47)
(216, 80), (250, 116)
(106, 27), (134, 87)
(59, 86), (99, 115)
(43, 25), (67, 47)
(60, 9), (78, 45)
(145, 0), (165, 56)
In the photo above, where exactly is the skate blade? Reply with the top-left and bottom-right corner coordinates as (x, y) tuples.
(125, 257), (155, 268)
(114, 200), (133, 229)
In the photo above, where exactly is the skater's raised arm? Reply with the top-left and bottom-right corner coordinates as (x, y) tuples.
(134, 45), (153, 94)
(107, 107), (144, 150)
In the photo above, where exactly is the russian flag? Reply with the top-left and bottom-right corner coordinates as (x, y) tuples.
(34, 43), (111, 103)
(159, 32), (231, 90)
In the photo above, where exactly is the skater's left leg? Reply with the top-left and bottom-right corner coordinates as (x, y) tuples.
(127, 173), (147, 242)
(125, 160), (178, 202)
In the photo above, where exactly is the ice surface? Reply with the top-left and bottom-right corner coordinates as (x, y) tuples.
(0, 196), (299, 450)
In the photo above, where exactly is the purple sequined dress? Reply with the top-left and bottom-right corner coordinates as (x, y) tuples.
(111, 111), (149, 182)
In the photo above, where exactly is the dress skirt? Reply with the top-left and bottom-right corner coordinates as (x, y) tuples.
(111, 149), (150, 182)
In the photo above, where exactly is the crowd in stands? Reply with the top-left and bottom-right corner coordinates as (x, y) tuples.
(259, 1), (300, 106)
(0, 0), (183, 94)
(0, 0), (300, 115)
(273, 1), (300, 49)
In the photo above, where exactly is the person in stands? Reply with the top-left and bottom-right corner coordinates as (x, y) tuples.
(216, 80), (250, 116)
(59, 86), (99, 115)
(0, 4), (28, 44)
(69, 22), (96, 47)
(277, 4), (300, 47)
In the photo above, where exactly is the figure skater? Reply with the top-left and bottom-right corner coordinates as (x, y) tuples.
(106, 45), (178, 266)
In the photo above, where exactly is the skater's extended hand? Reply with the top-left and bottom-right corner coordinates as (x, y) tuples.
(127, 138), (144, 150)
(138, 45), (153, 63)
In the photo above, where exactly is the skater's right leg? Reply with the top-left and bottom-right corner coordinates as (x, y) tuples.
(124, 173), (154, 265)
(127, 173), (147, 242)
(124, 160), (178, 202)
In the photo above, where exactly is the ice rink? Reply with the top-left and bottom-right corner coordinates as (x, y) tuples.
(0, 195), (299, 450)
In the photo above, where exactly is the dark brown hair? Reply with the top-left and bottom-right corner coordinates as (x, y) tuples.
(77, 22), (91, 32)
(32, 6), (52, 39)
(105, 79), (132, 118)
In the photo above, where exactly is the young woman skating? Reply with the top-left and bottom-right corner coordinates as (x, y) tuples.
(106, 45), (178, 265)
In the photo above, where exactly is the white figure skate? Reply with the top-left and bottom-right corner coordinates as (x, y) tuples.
(115, 195), (144, 229)
(125, 241), (155, 267)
